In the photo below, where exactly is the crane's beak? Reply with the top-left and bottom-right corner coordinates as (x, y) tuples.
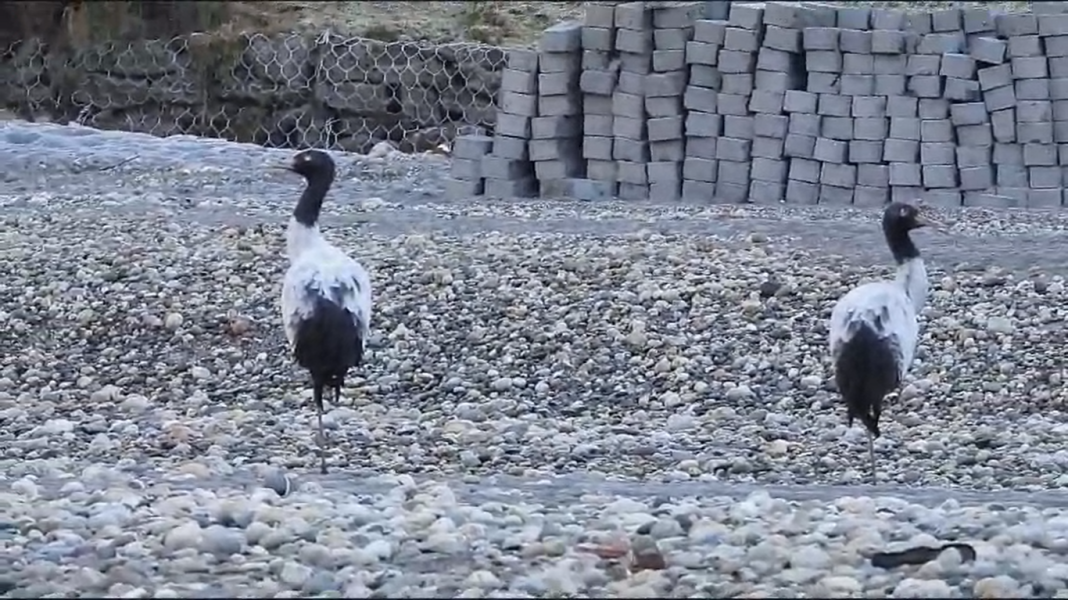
(916, 212), (945, 230)
(270, 164), (295, 173)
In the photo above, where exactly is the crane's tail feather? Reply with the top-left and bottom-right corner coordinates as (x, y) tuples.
(834, 322), (899, 438)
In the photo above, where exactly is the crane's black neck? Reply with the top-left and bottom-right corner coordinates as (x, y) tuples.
(292, 173), (333, 227)
(885, 226), (919, 265)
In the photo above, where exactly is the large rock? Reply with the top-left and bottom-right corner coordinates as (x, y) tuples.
(0, 31), (506, 153)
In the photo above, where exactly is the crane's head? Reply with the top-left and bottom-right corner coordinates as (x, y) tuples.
(279, 149), (336, 181)
(882, 202), (941, 234)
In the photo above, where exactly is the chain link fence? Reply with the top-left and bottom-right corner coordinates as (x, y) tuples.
(0, 31), (506, 153)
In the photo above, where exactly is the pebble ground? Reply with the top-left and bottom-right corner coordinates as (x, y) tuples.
(3, 121), (1068, 597)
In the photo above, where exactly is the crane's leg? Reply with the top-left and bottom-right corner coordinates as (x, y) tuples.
(313, 382), (328, 474)
(867, 430), (877, 485)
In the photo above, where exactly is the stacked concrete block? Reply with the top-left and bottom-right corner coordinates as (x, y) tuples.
(647, 2), (705, 201)
(682, 17), (726, 201)
(580, 1), (619, 198)
(612, 1), (654, 200)
(447, 135), (493, 198)
(747, 2), (804, 205)
(484, 48), (539, 199)
(533, 21), (587, 199)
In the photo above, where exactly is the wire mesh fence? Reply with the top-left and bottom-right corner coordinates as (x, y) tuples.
(0, 31), (506, 153)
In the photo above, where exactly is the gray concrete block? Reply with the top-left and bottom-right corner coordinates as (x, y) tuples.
(751, 157), (788, 182)
(1052, 78), (1068, 100)
(906, 54), (941, 76)
(650, 139), (685, 162)
(654, 1), (707, 28)
(969, 36), (1006, 64)
(452, 134), (494, 159)
(682, 180), (717, 200)
(717, 93), (751, 116)
(921, 142), (957, 165)
(693, 19), (728, 45)
(645, 96), (683, 117)
(957, 123), (993, 146)
(784, 133), (817, 158)
(724, 26), (761, 52)
(491, 136), (530, 162)
(807, 72), (843, 94)
(843, 53), (875, 75)
(689, 64), (722, 88)
(539, 20), (583, 53)
(1024, 142), (1058, 166)
(959, 165), (994, 190)
(1017, 100), (1053, 122)
(984, 85), (1017, 112)
(904, 12), (933, 35)
(849, 140), (884, 163)
(858, 163), (890, 187)
(649, 181), (682, 202)
(853, 117), (888, 141)
(529, 138), (580, 162)
(853, 185), (889, 206)
(648, 116), (683, 141)
(977, 63), (1012, 92)
(716, 137), (752, 161)
(920, 101), (951, 118)
(814, 137), (848, 162)
(884, 138), (919, 162)
(889, 162), (923, 186)
(749, 180), (785, 204)
(822, 116), (853, 141)
(750, 90), (785, 114)
(997, 163), (1029, 186)
(994, 143), (1024, 165)
(789, 112), (822, 136)
(1011, 56), (1049, 79)
(956, 145), (991, 168)
(722, 73), (755, 95)
(539, 51), (582, 74)
(617, 160), (648, 185)
(785, 90), (818, 113)
(583, 49), (613, 70)
(807, 50), (843, 73)
(819, 184), (855, 205)
(917, 32), (966, 55)
(1006, 35), (1042, 59)
(539, 94), (582, 117)
(754, 113), (789, 138)
(1046, 35), (1068, 59)
(618, 182), (650, 200)
(851, 95), (887, 117)
(872, 7), (904, 30)
(583, 135), (614, 160)
(940, 53), (976, 78)
(757, 47), (795, 73)
(997, 13), (1038, 37)
(838, 6), (871, 30)
(540, 178), (616, 201)
(841, 75), (875, 96)
(1016, 78), (1051, 101)
(683, 157), (718, 182)
(872, 30), (906, 54)
(534, 157), (585, 180)
(645, 71), (688, 97)
(944, 78), (981, 102)
(444, 176), (484, 198)
(886, 95), (919, 117)
(584, 94), (614, 115)
(922, 164), (958, 188)
(1039, 14), (1068, 36)
(963, 8), (996, 33)
(685, 41), (719, 65)
(949, 102), (988, 126)
(875, 74), (907, 96)
(764, 25), (801, 53)
(585, 2), (616, 28)
(818, 93), (852, 117)
(647, 160), (681, 185)
(718, 49), (757, 73)
(613, 116), (647, 140)
(655, 27), (693, 50)
(785, 179), (819, 205)
(683, 85), (718, 112)
(579, 70), (616, 95)
(874, 54), (906, 74)
(752, 136), (785, 159)
(686, 136), (718, 159)
(718, 158), (751, 185)
(1030, 166), (1062, 188)
(615, 2), (652, 30)
(907, 75), (943, 98)
(496, 113), (532, 138)
(789, 157), (821, 183)
(803, 27), (839, 51)
(653, 49), (687, 72)
(840, 30), (873, 54)
(1027, 188), (1064, 208)
(716, 181), (750, 203)
(920, 188), (963, 207)
(617, 71), (645, 95)
(755, 69), (794, 93)
(729, 3), (765, 30)
(920, 119), (955, 142)
(764, 2), (800, 28)
(890, 116), (922, 140)
(1052, 56), (1068, 77)
(483, 177), (538, 199)
(616, 28), (653, 53)
(686, 112), (722, 137)
(506, 49), (539, 72)
(501, 68), (539, 94)
(613, 91), (645, 117)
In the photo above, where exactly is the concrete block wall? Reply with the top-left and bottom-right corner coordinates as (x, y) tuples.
(461, 1), (1068, 209)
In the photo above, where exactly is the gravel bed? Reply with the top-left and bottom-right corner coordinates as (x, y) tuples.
(4, 121), (1068, 596)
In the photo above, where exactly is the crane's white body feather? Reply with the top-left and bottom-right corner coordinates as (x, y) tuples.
(281, 220), (372, 351)
(828, 260), (927, 380)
